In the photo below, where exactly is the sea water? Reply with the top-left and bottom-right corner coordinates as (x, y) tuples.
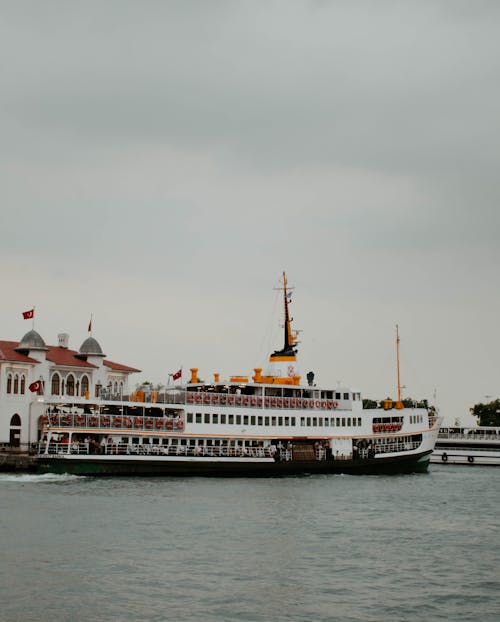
(0, 466), (498, 622)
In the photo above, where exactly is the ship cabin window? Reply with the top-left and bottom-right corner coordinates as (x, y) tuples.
(291, 417), (296, 426)
(6, 373), (12, 393)
(306, 417), (311, 426)
(318, 418), (323, 427)
(285, 417), (289, 426)
(336, 417), (341, 426)
(220, 414), (226, 424)
(187, 413), (193, 423)
(251, 416), (256, 425)
(162, 439), (169, 445)
(180, 439), (187, 446)
(152, 437), (160, 445)
(189, 439), (196, 446)
(347, 418), (351, 426)
(236, 415), (242, 425)
(342, 418), (346, 426)
(312, 417), (317, 426)
(229, 415), (234, 424)
(171, 438), (178, 445)
(335, 392), (341, 400)
(204, 413), (210, 424)
(213, 414), (218, 424)
(20, 374), (26, 393)
(13, 374), (19, 393)
(300, 417), (305, 426)
(343, 393), (349, 400)
(271, 417), (276, 426)
(196, 413), (202, 423)
(358, 418), (362, 426)
(278, 417), (282, 426)
(243, 416), (249, 425)
(258, 416), (263, 425)
(265, 416), (270, 425)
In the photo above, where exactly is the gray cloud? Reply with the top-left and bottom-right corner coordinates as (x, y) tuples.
(1, 1), (499, 422)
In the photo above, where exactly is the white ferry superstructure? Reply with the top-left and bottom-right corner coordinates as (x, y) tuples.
(431, 426), (500, 466)
(37, 273), (439, 476)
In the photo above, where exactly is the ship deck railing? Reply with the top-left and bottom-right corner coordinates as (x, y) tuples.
(101, 390), (346, 411)
(438, 432), (499, 441)
(40, 412), (185, 432)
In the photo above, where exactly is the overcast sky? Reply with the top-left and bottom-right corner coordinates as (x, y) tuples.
(1, 1), (499, 424)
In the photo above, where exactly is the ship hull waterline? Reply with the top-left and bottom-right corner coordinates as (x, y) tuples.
(36, 450), (432, 477)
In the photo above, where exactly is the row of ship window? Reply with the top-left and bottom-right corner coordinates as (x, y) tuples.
(186, 412), (363, 427)
(409, 414), (424, 424)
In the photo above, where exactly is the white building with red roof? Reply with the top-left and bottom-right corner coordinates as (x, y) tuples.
(0, 330), (140, 447)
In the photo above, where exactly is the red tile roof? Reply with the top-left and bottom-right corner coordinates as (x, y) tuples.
(0, 341), (39, 363)
(104, 360), (141, 373)
(46, 346), (96, 369)
(0, 340), (140, 373)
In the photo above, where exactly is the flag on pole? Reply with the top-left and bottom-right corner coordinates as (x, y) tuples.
(29, 380), (42, 393)
(22, 308), (34, 320)
(88, 317), (92, 332)
(172, 368), (182, 381)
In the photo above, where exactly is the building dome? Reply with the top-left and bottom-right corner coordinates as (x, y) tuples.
(16, 329), (48, 352)
(79, 336), (105, 357)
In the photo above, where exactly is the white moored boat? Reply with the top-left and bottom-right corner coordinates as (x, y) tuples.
(36, 273), (439, 476)
(431, 426), (500, 466)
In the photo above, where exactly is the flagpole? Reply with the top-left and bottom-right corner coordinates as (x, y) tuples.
(32, 306), (35, 330)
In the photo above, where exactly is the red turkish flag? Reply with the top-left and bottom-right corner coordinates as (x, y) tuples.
(172, 369), (182, 381)
(22, 309), (34, 319)
(29, 380), (41, 393)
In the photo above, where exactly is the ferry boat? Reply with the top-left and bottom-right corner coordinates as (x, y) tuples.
(431, 426), (500, 466)
(36, 274), (440, 476)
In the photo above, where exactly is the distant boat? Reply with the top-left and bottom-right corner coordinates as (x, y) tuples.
(36, 273), (440, 476)
(431, 426), (500, 466)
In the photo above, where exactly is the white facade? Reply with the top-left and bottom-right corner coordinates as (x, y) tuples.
(0, 331), (139, 446)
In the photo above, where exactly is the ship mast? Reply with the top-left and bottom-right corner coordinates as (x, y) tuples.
(272, 271), (297, 357)
(396, 324), (403, 408)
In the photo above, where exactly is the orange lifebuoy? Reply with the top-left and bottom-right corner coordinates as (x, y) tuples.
(195, 394), (202, 404)
(271, 398), (277, 407)
(211, 395), (218, 405)
(203, 394), (211, 405)
(166, 419), (173, 429)
(101, 415), (110, 426)
(145, 418), (153, 429)
(284, 398), (289, 408)
(277, 398), (282, 408)
(187, 393), (194, 404)
(251, 397), (257, 407)
(315, 400), (321, 409)
(220, 395), (227, 405)
(89, 416), (98, 427)
(134, 417), (143, 428)
(243, 396), (249, 406)
(177, 420), (184, 430)
(333, 401), (339, 409)
(290, 398), (296, 407)
(228, 395), (235, 406)
(155, 419), (164, 430)
(235, 396), (242, 406)
(113, 417), (122, 427)
(265, 397), (270, 407)
(257, 397), (263, 407)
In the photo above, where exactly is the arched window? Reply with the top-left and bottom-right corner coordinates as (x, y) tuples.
(13, 374), (19, 394)
(119, 381), (124, 395)
(113, 381), (118, 394)
(95, 382), (102, 398)
(7, 373), (12, 394)
(81, 375), (89, 396)
(51, 373), (61, 395)
(10, 414), (21, 426)
(66, 374), (75, 396)
(20, 375), (26, 394)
